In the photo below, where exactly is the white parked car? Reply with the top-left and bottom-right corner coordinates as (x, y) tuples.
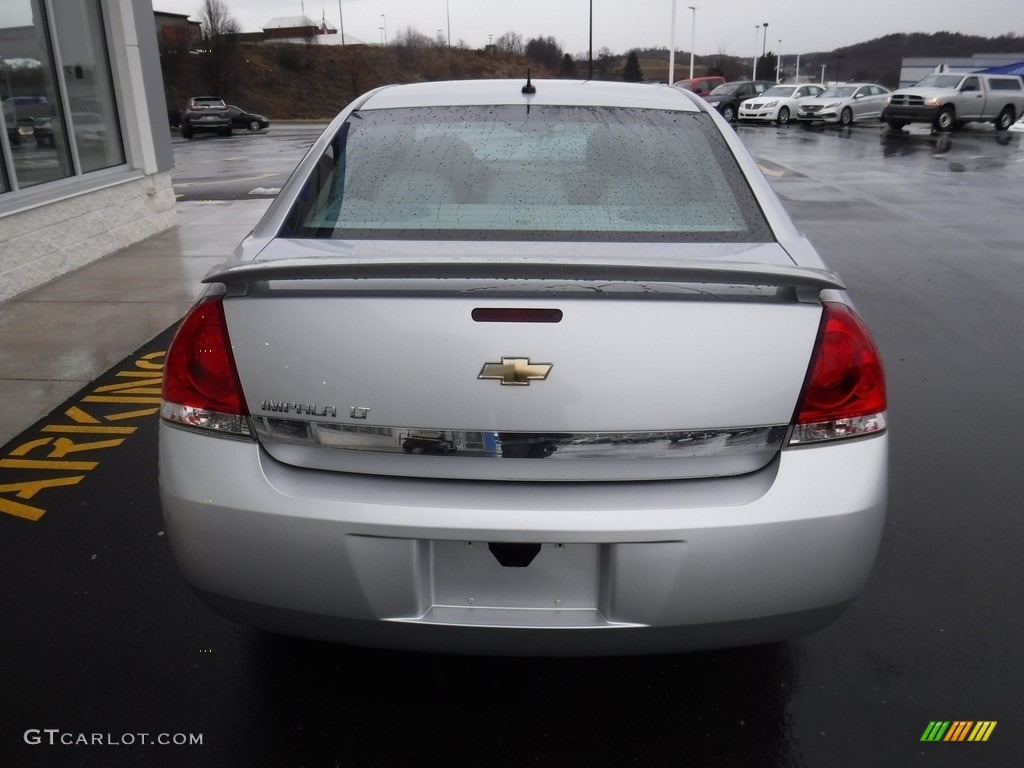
(797, 83), (892, 125)
(160, 79), (888, 656)
(739, 83), (827, 124)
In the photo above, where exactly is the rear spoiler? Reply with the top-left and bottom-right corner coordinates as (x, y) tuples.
(203, 258), (845, 291)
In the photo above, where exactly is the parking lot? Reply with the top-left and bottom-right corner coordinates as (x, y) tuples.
(1, 118), (1022, 767)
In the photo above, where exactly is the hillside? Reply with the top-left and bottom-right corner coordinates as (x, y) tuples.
(796, 32), (1024, 87)
(159, 32), (1024, 121)
(161, 42), (559, 121)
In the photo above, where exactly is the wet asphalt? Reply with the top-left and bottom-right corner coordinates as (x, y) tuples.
(1, 121), (1022, 767)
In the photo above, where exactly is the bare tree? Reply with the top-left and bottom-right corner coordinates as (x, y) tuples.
(595, 47), (618, 80)
(198, 0), (240, 97)
(494, 31), (524, 55)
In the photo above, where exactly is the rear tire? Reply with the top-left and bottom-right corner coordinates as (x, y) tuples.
(995, 106), (1015, 131)
(181, 125), (193, 140)
(886, 119), (907, 131)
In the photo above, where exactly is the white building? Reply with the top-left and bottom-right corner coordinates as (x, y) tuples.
(0, 0), (175, 303)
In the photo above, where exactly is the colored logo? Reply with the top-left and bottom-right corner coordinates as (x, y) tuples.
(478, 357), (553, 386)
(920, 721), (996, 742)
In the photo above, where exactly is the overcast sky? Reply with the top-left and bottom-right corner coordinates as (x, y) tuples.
(153, 0), (1023, 58)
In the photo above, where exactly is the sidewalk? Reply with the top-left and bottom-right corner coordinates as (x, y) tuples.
(0, 198), (273, 447)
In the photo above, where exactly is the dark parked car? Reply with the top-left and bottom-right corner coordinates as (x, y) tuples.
(180, 96), (231, 139)
(3, 95), (51, 144)
(704, 80), (774, 122)
(34, 112), (109, 148)
(228, 105), (270, 132)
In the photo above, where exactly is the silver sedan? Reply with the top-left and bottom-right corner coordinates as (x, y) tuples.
(797, 83), (892, 125)
(159, 79), (888, 656)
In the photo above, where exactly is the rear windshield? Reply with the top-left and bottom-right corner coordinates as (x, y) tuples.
(282, 105), (771, 243)
(989, 78), (1022, 91)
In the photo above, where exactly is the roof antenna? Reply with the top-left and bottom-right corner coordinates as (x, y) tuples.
(522, 70), (536, 95)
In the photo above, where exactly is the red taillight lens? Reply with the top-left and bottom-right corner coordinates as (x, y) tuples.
(163, 295), (248, 422)
(791, 303), (886, 444)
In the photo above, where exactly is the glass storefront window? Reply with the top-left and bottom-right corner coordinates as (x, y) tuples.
(0, 0), (124, 192)
(0, 0), (73, 188)
(52, 0), (124, 173)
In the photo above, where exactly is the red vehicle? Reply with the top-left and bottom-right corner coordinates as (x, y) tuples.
(673, 76), (726, 98)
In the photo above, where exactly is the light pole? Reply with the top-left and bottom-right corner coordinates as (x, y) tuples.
(337, 0), (345, 44)
(446, 0), (451, 47)
(669, 0), (678, 86)
(381, 13), (387, 45)
(752, 25), (759, 79)
(588, 0), (593, 80)
(776, 39), (781, 82)
(688, 6), (697, 80)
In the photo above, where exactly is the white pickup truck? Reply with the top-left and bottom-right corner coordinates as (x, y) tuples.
(882, 72), (1024, 131)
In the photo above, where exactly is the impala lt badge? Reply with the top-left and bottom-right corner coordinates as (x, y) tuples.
(478, 357), (553, 386)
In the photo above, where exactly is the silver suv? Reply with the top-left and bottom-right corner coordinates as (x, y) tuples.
(180, 96), (231, 139)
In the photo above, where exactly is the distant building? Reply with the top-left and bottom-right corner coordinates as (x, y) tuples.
(154, 10), (201, 52)
(898, 53), (1024, 87)
(262, 16), (336, 42)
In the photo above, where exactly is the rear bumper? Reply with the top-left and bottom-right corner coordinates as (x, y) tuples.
(185, 118), (230, 132)
(159, 424), (888, 655)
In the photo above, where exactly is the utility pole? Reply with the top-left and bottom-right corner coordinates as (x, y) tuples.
(669, 0), (677, 86)
(688, 6), (697, 80)
(752, 25), (759, 79)
(588, 0), (593, 80)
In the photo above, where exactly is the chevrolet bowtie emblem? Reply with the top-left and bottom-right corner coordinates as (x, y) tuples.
(478, 357), (553, 386)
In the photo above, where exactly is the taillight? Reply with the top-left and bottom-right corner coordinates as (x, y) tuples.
(789, 302), (886, 445)
(161, 295), (251, 437)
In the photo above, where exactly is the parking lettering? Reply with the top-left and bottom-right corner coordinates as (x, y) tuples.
(46, 436), (127, 458)
(0, 348), (166, 521)
(0, 477), (86, 521)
